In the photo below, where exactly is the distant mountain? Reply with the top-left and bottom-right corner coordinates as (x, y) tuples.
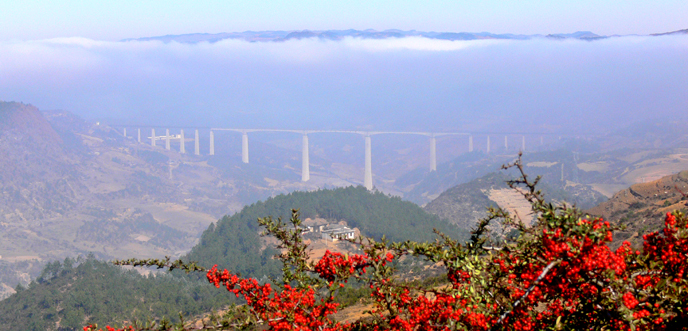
(651, 28), (688, 36)
(123, 29), (555, 44)
(124, 28), (688, 44)
(546, 31), (605, 40)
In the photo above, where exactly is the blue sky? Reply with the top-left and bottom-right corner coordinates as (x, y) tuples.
(1, 0), (687, 40)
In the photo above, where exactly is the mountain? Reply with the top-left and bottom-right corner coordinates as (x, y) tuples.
(651, 28), (688, 36)
(123, 28), (688, 44)
(546, 31), (605, 40)
(586, 171), (688, 249)
(0, 102), (369, 299)
(122, 29), (558, 44)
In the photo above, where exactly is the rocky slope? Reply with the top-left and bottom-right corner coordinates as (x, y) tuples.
(423, 172), (508, 230)
(0, 102), (85, 222)
(586, 171), (688, 248)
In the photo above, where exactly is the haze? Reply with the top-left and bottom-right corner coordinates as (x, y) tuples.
(1, 34), (686, 133)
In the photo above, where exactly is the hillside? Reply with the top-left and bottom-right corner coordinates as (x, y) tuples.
(423, 172), (508, 229)
(586, 171), (688, 248)
(1, 101), (403, 299)
(0, 102), (83, 221)
(404, 148), (609, 207)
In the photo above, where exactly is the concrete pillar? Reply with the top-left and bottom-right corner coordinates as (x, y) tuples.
(429, 136), (437, 172)
(123, 128), (126, 137)
(137, 128), (141, 143)
(486, 136), (491, 153)
(194, 130), (200, 156)
(561, 163), (564, 182)
(151, 129), (156, 147)
(165, 129), (171, 150)
(522, 136), (526, 151)
(242, 132), (249, 163)
(504, 136), (508, 150)
(209, 131), (215, 155)
(540, 136), (544, 146)
(364, 135), (373, 190)
(468, 135), (473, 152)
(301, 134), (310, 182)
(180, 129), (185, 154)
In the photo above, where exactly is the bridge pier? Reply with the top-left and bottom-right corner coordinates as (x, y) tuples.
(486, 136), (491, 153)
(209, 131), (215, 155)
(468, 135), (473, 152)
(138, 128), (141, 143)
(364, 135), (373, 190)
(180, 129), (185, 153)
(302, 134), (310, 182)
(194, 130), (200, 155)
(165, 129), (171, 150)
(429, 136), (437, 172)
(123, 128), (126, 137)
(504, 136), (508, 150)
(242, 132), (249, 163)
(151, 129), (156, 147)
(522, 136), (525, 151)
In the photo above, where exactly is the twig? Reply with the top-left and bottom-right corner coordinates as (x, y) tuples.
(489, 260), (560, 331)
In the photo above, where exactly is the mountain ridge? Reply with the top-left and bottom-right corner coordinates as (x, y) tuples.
(123, 27), (687, 44)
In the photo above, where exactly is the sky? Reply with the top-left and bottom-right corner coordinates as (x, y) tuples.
(1, 0), (688, 41)
(0, 1), (687, 133)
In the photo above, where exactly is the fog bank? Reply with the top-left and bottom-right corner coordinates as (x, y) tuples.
(1, 35), (687, 133)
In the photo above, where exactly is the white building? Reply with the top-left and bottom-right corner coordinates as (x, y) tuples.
(321, 225), (355, 241)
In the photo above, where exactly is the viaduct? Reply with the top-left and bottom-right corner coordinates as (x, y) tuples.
(119, 127), (551, 190)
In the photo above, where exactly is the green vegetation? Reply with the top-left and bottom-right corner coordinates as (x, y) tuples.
(0, 256), (234, 331)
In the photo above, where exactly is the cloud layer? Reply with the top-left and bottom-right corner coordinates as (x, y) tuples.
(1, 35), (687, 133)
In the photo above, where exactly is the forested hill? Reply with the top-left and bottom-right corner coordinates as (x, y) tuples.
(185, 185), (470, 277)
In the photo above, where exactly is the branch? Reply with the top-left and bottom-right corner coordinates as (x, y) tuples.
(112, 257), (206, 273)
(489, 260), (561, 331)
